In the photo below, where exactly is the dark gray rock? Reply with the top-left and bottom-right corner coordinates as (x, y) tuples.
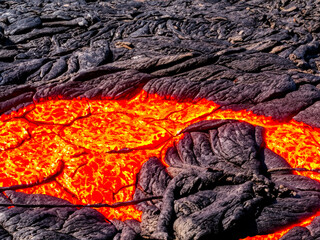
(0, 59), (45, 85)
(33, 68), (153, 101)
(5, 16), (41, 35)
(76, 39), (110, 70)
(135, 157), (171, 202)
(280, 216), (320, 239)
(262, 148), (292, 174)
(294, 101), (320, 128)
(250, 84), (320, 121)
(1, 0), (320, 239)
(0, 191), (117, 240)
(280, 226), (312, 240)
(1, 0), (320, 124)
(111, 219), (141, 240)
(135, 120), (320, 239)
(43, 58), (67, 81)
(256, 191), (320, 235)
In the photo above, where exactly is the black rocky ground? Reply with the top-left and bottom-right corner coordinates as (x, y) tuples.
(1, 0), (320, 239)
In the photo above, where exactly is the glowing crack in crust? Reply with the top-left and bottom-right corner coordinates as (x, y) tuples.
(1, 90), (320, 239)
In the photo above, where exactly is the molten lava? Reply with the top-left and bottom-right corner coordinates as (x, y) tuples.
(1, 90), (320, 239)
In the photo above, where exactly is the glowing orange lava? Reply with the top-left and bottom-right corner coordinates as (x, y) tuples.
(1, 90), (320, 239)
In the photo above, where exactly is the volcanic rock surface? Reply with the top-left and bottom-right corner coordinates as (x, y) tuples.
(1, 0), (320, 239)
(134, 120), (320, 240)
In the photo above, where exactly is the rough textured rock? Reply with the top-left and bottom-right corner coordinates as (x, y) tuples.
(134, 120), (320, 239)
(280, 217), (320, 240)
(0, 0), (320, 123)
(0, 191), (118, 240)
(293, 101), (320, 128)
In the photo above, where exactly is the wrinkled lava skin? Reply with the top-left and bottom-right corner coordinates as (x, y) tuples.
(1, 90), (320, 239)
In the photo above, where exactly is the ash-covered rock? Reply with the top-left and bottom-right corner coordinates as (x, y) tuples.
(134, 120), (320, 240)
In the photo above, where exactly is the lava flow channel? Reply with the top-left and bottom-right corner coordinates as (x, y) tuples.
(1, 90), (320, 239)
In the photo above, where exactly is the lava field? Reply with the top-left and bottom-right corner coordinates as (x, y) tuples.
(1, 0), (320, 239)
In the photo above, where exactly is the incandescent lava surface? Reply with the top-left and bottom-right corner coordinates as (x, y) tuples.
(1, 90), (320, 239)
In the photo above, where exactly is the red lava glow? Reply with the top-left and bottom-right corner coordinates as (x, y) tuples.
(1, 90), (320, 239)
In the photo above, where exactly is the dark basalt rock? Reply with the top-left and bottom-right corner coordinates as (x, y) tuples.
(293, 101), (320, 128)
(280, 217), (320, 240)
(2, 0), (320, 239)
(0, 191), (117, 240)
(4, 17), (42, 36)
(134, 120), (320, 239)
(250, 84), (320, 121)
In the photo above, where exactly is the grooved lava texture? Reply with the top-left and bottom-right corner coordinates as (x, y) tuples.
(1, 90), (320, 239)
